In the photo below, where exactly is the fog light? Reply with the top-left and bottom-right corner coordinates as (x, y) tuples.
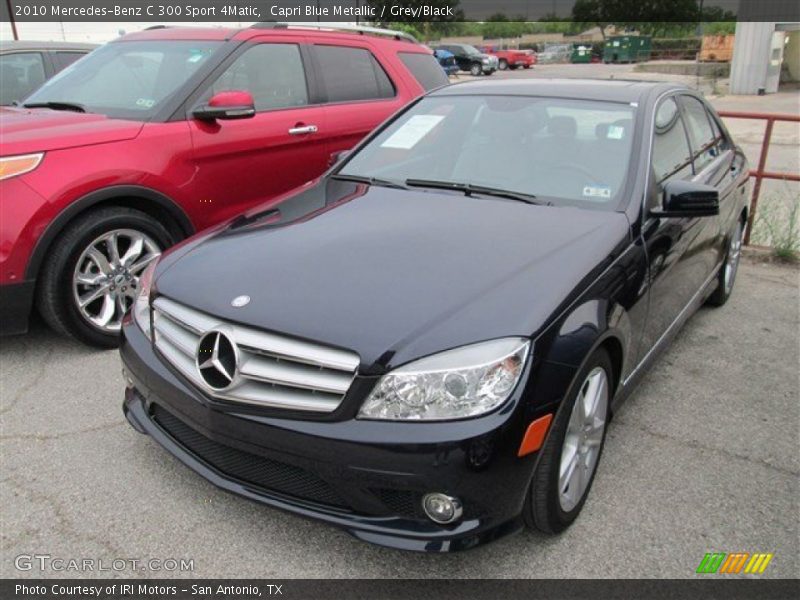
(422, 493), (462, 524)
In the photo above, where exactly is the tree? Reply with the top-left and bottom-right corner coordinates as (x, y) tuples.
(572, 0), (701, 39)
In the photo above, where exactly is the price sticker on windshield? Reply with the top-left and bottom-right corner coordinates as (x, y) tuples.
(381, 115), (445, 149)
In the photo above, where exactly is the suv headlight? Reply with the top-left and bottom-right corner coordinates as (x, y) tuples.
(132, 261), (157, 339)
(0, 153), (44, 180)
(358, 338), (530, 421)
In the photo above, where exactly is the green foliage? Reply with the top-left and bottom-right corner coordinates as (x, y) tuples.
(751, 191), (800, 262)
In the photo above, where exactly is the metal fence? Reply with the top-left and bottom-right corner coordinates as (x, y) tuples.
(717, 110), (800, 245)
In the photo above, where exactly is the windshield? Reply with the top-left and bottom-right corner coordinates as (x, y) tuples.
(24, 40), (223, 120)
(462, 45), (481, 55)
(339, 95), (636, 209)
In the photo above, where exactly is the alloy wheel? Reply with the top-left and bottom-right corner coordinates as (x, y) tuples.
(558, 366), (609, 512)
(724, 221), (743, 294)
(72, 228), (161, 333)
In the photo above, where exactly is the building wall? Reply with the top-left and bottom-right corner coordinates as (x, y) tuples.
(783, 30), (800, 81)
(730, 22), (776, 94)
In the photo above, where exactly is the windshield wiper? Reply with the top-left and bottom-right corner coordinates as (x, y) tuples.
(332, 173), (408, 190)
(23, 101), (86, 113)
(405, 178), (542, 205)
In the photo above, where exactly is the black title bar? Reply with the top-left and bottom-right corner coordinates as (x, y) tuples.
(3, 0), (799, 23)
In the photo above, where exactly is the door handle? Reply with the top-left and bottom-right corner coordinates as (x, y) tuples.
(288, 124), (318, 135)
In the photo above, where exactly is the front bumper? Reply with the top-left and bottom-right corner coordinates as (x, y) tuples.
(120, 320), (540, 552)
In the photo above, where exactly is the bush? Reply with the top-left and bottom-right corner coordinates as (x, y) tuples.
(750, 190), (800, 262)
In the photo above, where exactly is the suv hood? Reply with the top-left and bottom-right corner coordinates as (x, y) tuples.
(0, 107), (143, 155)
(155, 180), (630, 370)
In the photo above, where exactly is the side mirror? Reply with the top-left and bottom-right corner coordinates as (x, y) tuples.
(652, 180), (719, 218)
(328, 150), (350, 166)
(192, 91), (255, 121)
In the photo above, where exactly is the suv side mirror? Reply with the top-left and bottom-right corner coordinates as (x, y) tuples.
(193, 91), (255, 121)
(652, 180), (719, 218)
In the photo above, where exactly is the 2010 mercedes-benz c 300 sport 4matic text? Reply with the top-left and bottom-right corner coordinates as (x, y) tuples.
(120, 79), (749, 552)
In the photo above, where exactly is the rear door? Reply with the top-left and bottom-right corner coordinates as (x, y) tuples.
(186, 37), (328, 222)
(307, 40), (409, 164)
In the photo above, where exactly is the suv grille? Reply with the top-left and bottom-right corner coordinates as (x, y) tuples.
(152, 405), (348, 508)
(152, 296), (359, 412)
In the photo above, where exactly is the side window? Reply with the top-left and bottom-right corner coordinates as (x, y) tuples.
(398, 52), (448, 91)
(210, 44), (308, 112)
(0, 52), (46, 105)
(652, 97), (693, 188)
(52, 51), (87, 72)
(314, 46), (394, 103)
(680, 95), (719, 173)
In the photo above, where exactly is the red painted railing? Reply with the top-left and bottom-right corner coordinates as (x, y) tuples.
(717, 111), (800, 245)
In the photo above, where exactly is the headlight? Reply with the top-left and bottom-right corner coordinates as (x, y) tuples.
(358, 338), (530, 421)
(482, 57), (490, 63)
(132, 261), (157, 339)
(0, 153), (44, 180)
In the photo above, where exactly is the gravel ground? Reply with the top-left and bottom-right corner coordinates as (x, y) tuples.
(1, 258), (797, 579)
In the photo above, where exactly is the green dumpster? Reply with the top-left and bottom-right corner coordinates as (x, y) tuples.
(603, 35), (652, 63)
(571, 43), (592, 63)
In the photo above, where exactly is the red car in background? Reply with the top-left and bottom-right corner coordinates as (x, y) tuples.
(0, 23), (445, 347)
(478, 46), (536, 70)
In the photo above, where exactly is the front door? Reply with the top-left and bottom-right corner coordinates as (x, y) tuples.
(638, 95), (719, 356)
(187, 40), (328, 224)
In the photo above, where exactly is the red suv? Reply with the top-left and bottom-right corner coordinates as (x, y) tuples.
(0, 23), (445, 346)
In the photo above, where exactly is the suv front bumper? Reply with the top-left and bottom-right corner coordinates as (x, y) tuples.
(120, 319), (540, 552)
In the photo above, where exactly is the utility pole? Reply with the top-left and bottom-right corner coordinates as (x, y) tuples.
(5, 0), (19, 40)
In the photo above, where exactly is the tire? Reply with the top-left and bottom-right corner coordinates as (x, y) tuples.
(36, 206), (174, 348)
(499, 59), (508, 70)
(524, 347), (613, 534)
(509, 64), (519, 70)
(707, 217), (744, 307)
(470, 63), (482, 76)
(523, 65), (532, 69)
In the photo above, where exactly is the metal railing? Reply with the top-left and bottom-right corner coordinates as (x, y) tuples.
(717, 110), (800, 245)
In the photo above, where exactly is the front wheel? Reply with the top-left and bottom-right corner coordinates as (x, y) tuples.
(469, 63), (482, 76)
(36, 206), (173, 347)
(707, 218), (744, 307)
(524, 348), (612, 533)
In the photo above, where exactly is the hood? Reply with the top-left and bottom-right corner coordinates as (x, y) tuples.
(0, 107), (143, 155)
(155, 180), (630, 370)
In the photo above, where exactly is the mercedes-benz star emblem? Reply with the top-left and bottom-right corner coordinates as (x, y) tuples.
(231, 295), (251, 308)
(196, 330), (238, 390)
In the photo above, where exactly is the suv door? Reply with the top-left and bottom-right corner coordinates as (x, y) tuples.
(638, 95), (717, 355)
(308, 41), (408, 163)
(186, 38), (328, 222)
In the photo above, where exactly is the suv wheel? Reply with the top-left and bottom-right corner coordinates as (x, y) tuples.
(498, 59), (508, 70)
(524, 348), (611, 533)
(707, 217), (744, 307)
(37, 206), (173, 348)
(470, 63), (482, 76)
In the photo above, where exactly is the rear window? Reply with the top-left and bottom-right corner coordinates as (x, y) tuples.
(313, 46), (394, 103)
(398, 52), (449, 91)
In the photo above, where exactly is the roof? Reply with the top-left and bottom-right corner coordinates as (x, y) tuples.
(0, 40), (98, 52)
(432, 78), (685, 103)
(119, 24), (427, 51)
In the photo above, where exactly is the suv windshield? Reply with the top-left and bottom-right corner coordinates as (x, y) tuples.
(462, 45), (481, 56)
(338, 95), (636, 210)
(24, 40), (223, 120)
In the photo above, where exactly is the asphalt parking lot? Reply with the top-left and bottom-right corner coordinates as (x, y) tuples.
(1, 258), (798, 578)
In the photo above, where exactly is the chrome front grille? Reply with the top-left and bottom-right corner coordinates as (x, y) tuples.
(152, 296), (359, 412)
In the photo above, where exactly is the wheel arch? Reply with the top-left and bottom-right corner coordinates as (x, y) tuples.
(25, 185), (195, 281)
